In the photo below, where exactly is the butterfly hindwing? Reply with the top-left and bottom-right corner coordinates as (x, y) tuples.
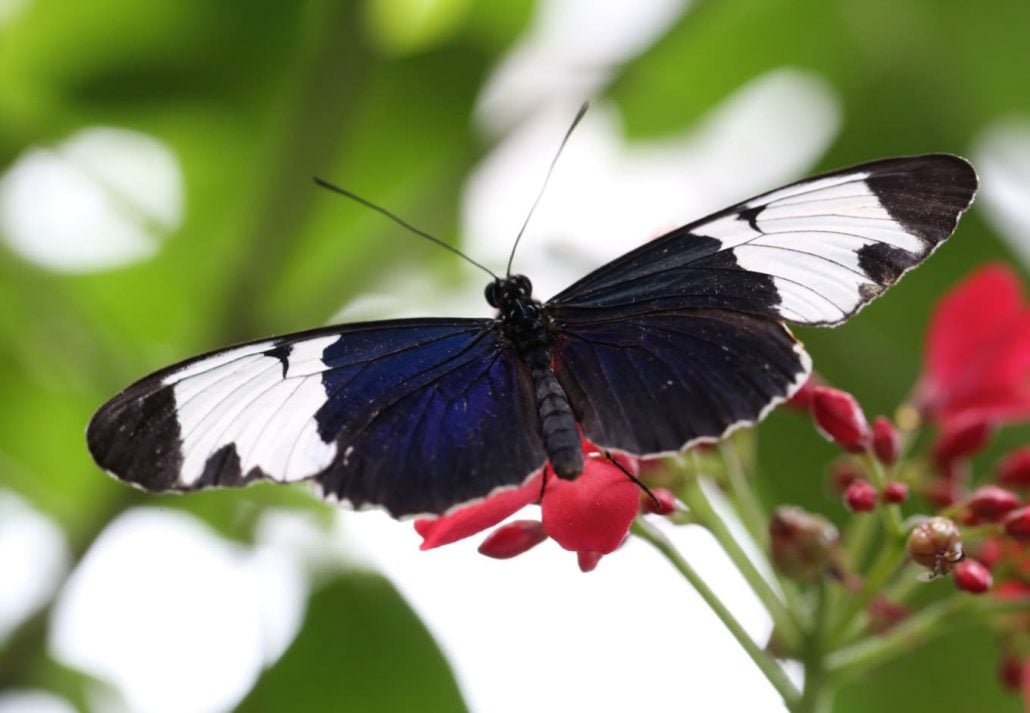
(548, 155), (977, 326)
(550, 308), (810, 456)
(87, 319), (547, 517)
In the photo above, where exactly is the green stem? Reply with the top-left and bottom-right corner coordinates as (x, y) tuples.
(720, 440), (767, 549)
(862, 453), (905, 541)
(827, 543), (907, 648)
(632, 517), (801, 708)
(826, 595), (975, 681)
(679, 476), (804, 654)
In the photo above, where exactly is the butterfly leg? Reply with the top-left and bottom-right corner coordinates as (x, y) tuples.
(592, 449), (659, 510)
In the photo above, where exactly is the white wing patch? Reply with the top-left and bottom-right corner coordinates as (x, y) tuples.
(697, 170), (944, 325)
(172, 336), (339, 487)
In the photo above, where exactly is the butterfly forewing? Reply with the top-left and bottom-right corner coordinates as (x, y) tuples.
(548, 155), (977, 326)
(87, 319), (548, 517)
(544, 154), (976, 459)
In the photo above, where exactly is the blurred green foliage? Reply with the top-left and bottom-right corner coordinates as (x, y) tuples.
(1, 0), (1028, 711)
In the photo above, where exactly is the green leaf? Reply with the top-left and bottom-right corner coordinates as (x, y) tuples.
(238, 572), (467, 713)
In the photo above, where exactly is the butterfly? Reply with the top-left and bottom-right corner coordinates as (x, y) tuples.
(87, 153), (977, 517)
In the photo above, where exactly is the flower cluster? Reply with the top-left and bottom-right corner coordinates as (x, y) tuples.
(415, 438), (677, 572)
(791, 265), (1030, 702)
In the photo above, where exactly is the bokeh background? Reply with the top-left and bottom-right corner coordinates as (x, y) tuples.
(2, 1), (1030, 711)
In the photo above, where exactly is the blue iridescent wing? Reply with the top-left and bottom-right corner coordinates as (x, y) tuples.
(87, 319), (546, 517)
(546, 155), (977, 456)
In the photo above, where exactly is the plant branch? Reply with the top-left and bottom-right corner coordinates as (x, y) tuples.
(632, 517), (801, 708)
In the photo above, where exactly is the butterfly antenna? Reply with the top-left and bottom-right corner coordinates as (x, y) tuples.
(505, 102), (589, 277)
(314, 177), (498, 280)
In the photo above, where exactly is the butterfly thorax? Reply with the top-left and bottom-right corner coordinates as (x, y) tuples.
(486, 275), (583, 480)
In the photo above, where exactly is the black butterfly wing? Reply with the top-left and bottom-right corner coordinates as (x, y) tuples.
(87, 319), (546, 517)
(549, 309), (809, 455)
(548, 155), (978, 326)
(545, 154), (977, 456)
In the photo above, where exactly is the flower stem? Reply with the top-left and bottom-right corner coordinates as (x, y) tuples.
(720, 439), (767, 548)
(862, 453), (905, 541)
(825, 594), (986, 681)
(679, 476), (804, 654)
(827, 543), (907, 648)
(632, 517), (801, 707)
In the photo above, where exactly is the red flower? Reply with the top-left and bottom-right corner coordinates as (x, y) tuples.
(915, 264), (1030, 427)
(415, 438), (641, 570)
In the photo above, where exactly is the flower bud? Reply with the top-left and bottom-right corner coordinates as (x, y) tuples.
(932, 418), (991, 464)
(867, 596), (909, 634)
(811, 387), (870, 453)
(785, 374), (823, 411)
(828, 458), (863, 493)
(1003, 506), (1030, 541)
(478, 520), (547, 559)
(998, 447), (1030, 488)
(844, 480), (877, 512)
(577, 551), (603, 573)
(769, 506), (840, 582)
(999, 654), (1022, 691)
(882, 482), (909, 504)
(907, 517), (963, 574)
(976, 537), (1003, 570)
(967, 485), (1021, 522)
(952, 559), (992, 594)
(640, 488), (678, 515)
(872, 416), (901, 466)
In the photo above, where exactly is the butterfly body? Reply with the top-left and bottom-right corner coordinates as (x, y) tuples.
(487, 274), (583, 479)
(88, 154), (978, 518)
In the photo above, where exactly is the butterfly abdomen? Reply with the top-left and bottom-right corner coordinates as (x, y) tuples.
(524, 346), (583, 479)
(491, 275), (584, 480)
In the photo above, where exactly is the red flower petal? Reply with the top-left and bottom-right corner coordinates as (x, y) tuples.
(478, 520), (548, 559)
(417, 473), (542, 550)
(541, 455), (640, 554)
(918, 265), (1030, 426)
(577, 551), (604, 572)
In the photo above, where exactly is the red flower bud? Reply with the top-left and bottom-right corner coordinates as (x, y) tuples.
(867, 596), (909, 634)
(872, 416), (901, 466)
(577, 551), (603, 573)
(811, 387), (871, 453)
(477, 520), (547, 559)
(828, 458), (863, 493)
(640, 488), (678, 515)
(907, 517), (963, 574)
(1003, 506), (1030, 541)
(932, 418), (992, 464)
(952, 559), (992, 594)
(998, 447), (1030, 488)
(785, 374), (824, 411)
(976, 537), (1003, 570)
(882, 482), (909, 504)
(967, 485), (1021, 522)
(844, 480), (877, 512)
(999, 654), (1022, 691)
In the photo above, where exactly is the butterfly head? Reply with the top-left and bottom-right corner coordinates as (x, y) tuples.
(485, 274), (533, 309)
